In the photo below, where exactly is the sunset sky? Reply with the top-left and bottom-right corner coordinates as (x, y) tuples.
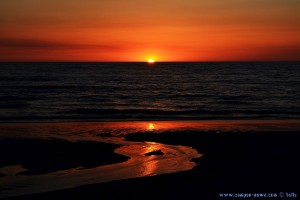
(0, 0), (299, 61)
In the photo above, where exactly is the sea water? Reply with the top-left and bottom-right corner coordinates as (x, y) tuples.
(0, 62), (299, 122)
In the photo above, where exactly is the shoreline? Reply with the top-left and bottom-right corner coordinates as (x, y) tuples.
(1, 118), (300, 123)
(2, 119), (299, 135)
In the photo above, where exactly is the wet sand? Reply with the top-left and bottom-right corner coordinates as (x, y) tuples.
(0, 139), (129, 175)
(1, 120), (299, 199)
(0, 139), (200, 198)
(0, 123), (201, 198)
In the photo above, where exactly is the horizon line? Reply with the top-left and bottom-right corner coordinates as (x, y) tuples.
(1, 60), (300, 63)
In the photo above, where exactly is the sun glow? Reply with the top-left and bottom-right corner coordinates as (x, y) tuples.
(147, 59), (155, 64)
(148, 123), (155, 131)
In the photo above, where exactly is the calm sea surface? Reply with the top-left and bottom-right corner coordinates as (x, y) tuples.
(0, 62), (299, 122)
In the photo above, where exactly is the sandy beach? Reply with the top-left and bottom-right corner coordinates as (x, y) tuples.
(0, 120), (299, 199)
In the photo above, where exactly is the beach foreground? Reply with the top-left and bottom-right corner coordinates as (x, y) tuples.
(0, 120), (299, 199)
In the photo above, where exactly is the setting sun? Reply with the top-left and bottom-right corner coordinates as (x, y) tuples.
(148, 123), (155, 131)
(147, 59), (155, 64)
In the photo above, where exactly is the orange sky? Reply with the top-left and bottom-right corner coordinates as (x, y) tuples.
(0, 0), (300, 61)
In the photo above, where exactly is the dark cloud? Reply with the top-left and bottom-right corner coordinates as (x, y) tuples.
(0, 38), (126, 51)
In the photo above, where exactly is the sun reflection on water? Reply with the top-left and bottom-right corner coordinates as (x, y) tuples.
(141, 159), (158, 176)
(140, 144), (161, 176)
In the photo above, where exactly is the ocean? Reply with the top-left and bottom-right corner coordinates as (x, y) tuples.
(0, 62), (299, 122)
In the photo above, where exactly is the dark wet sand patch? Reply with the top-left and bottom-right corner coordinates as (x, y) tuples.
(0, 138), (129, 175)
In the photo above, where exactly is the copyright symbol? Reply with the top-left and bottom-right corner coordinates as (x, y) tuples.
(279, 192), (284, 197)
